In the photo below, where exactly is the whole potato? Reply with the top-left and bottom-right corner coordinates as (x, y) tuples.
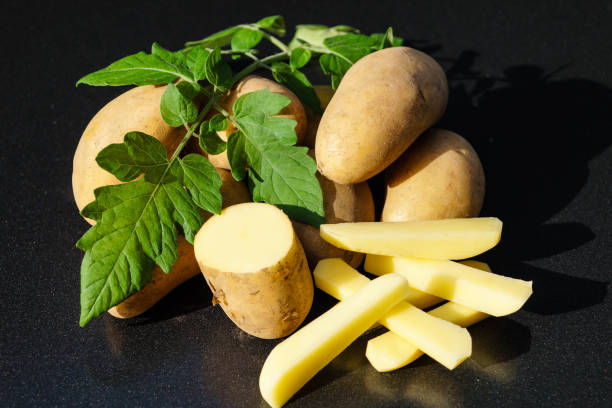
(315, 47), (448, 184)
(208, 75), (308, 169)
(292, 151), (375, 268)
(382, 129), (485, 222)
(72, 85), (186, 223)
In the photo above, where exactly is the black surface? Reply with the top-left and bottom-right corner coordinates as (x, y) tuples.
(1, 1), (611, 407)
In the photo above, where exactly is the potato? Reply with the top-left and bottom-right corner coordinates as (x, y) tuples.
(72, 85), (186, 223)
(382, 129), (485, 222)
(109, 167), (251, 318)
(315, 47), (448, 184)
(292, 151), (374, 268)
(208, 75), (308, 169)
(302, 85), (334, 149)
(194, 203), (313, 339)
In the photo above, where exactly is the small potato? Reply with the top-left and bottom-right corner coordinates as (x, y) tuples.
(195, 203), (313, 339)
(208, 75), (308, 169)
(382, 129), (485, 222)
(72, 85), (186, 223)
(315, 47), (448, 184)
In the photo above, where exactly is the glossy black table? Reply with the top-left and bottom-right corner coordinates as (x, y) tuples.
(2, 1), (610, 406)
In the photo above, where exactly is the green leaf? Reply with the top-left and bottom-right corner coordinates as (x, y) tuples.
(205, 47), (233, 91)
(185, 26), (241, 48)
(371, 27), (404, 50)
(95, 132), (169, 183)
(290, 48), (312, 70)
(176, 81), (199, 100)
(319, 54), (351, 89)
(323, 33), (377, 62)
(160, 83), (198, 127)
(180, 154), (223, 214)
(231, 90), (324, 226)
(198, 121), (227, 155)
(209, 114), (229, 132)
(288, 24), (359, 50)
(151, 42), (188, 69)
(231, 28), (263, 51)
(76, 51), (188, 86)
(272, 62), (321, 113)
(227, 131), (247, 181)
(256, 15), (286, 36)
(188, 47), (211, 81)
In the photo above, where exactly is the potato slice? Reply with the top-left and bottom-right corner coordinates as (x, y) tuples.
(314, 259), (471, 370)
(320, 218), (502, 260)
(194, 203), (313, 339)
(259, 273), (410, 408)
(365, 255), (532, 316)
(366, 260), (491, 372)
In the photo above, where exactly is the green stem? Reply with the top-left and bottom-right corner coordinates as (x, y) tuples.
(232, 52), (287, 85)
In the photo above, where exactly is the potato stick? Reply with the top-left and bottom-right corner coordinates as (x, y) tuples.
(314, 259), (471, 370)
(365, 255), (532, 316)
(259, 273), (410, 408)
(366, 261), (491, 372)
(320, 217), (502, 260)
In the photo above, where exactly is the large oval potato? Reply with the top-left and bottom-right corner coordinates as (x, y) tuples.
(382, 129), (485, 222)
(72, 85), (186, 223)
(293, 150), (374, 268)
(315, 47), (448, 184)
(109, 167), (252, 318)
(208, 75), (307, 169)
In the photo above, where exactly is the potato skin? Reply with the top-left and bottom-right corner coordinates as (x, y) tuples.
(198, 231), (313, 339)
(72, 85), (185, 223)
(315, 47), (448, 184)
(208, 75), (308, 169)
(293, 174), (375, 269)
(109, 167), (251, 319)
(382, 129), (485, 222)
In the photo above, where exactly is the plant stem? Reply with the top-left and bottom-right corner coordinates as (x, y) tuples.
(232, 52), (288, 85)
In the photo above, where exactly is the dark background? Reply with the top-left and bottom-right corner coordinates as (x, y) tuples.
(1, 0), (611, 407)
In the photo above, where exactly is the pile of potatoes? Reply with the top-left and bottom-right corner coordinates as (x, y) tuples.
(73, 46), (485, 339)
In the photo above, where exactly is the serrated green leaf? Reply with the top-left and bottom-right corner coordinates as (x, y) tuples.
(288, 24), (359, 50)
(319, 54), (351, 89)
(151, 42), (188, 69)
(256, 15), (286, 36)
(323, 33), (377, 62)
(184, 47), (211, 81)
(185, 26), (241, 48)
(176, 81), (199, 100)
(95, 132), (169, 183)
(371, 27), (404, 50)
(227, 131), (247, 181)
(205, 47), (233, 91)
(198, 121), (227, 155)
(272, 62), (321, 113)
(77, 51), (188, 87)
(180, 154), (223, 214)
(231, 28), (263, 51)
(160, 83), (198, 127)
(233, 88), (292, 117)
(290, 48), (312, 70)
(209, 114), (229, 132)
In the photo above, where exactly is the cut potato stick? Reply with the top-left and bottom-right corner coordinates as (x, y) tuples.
(259, 273), (410, 408)
(365, 255), (532, 316)
(366, 260), (491, 372)
(320, 217), (502, 260)
(314, 259), (471, 370)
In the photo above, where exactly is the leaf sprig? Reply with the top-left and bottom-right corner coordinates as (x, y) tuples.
(75, 16), (401, 326)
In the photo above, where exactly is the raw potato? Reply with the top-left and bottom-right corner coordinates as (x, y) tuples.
(259, 273), (410, 408)
(315, 47), (448, 184)
(303, 85), (334, 149)
(365, 255), (533, 316)
(72, 85), (185, 223)
(314, 259), (471, 370)
(292, 151), (375, 268)
(109, 168), (251, 318)
(208, 75), (307, 169)
(366, 260), (491, 372)
(320, 217), (503, 260)
(382, 128), (485, 222)
(194, 203), (313, 339)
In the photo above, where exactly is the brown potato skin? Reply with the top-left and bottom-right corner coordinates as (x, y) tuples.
(72, 85), (186, 223)
(382, 129), (485, 222)
(198, 231), (313, 339)
(208, 75), (308, 169)
(292, 169), (375, 269)
(109, 167), (251, 319)
(315, 47), (448, 184)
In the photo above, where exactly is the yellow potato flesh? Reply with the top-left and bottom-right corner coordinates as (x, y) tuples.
(313, 259), (471, 370)
(366, 261), (491, 372)
(259, 273), (410, 408)
(320, 217), (502, 260)
(365, 255), (532, 316)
